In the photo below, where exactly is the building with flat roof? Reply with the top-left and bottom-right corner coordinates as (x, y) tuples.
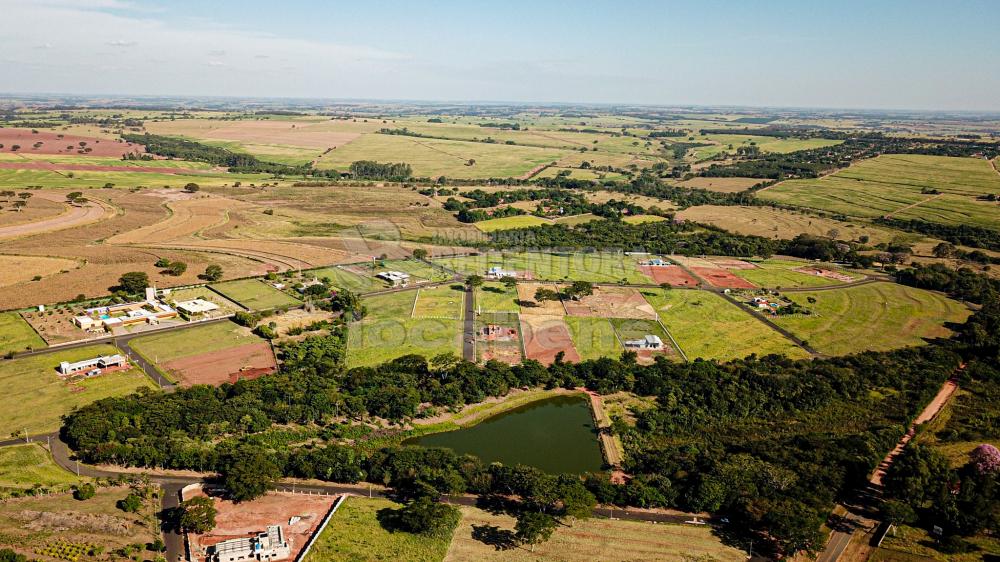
(58, 354), (127, 375)
(376, 271), (410, 287)
(207, 525), (290, 562)
(624, 335), (663, 350)
(175, 299), (220, 315)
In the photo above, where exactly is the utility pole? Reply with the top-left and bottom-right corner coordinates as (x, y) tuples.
(24, 428), (28, 443)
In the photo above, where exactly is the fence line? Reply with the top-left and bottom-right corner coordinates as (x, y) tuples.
(295, 494), (346, 562)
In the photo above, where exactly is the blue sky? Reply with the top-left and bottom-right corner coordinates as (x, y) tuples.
(1, 0), (997, 110)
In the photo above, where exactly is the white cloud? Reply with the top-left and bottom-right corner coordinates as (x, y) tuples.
(106, 40), (137, 47)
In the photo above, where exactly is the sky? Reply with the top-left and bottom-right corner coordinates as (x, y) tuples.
(1, 0), (998, 111)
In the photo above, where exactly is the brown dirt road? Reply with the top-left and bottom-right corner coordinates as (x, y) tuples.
(0, 192), (112, 240)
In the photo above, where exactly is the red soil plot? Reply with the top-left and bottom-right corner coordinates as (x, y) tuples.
(183, 485), (336, 562)
(519, 315), (581, 366)
(707, 258), (758, 270)
(0, 161), (212, 174)
(0, 129), (146, 157)
(160, 342), (277, 387)
(639, 264), (698, 287)
(690, 267), (758, 289)
(563, 287), (657, 320)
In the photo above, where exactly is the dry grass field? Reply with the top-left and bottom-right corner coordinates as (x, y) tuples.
(444, 507), (744, 562)
(676, 205), (901, 243)
(0, 254), (79, 288)
(676, 176), (762, 192)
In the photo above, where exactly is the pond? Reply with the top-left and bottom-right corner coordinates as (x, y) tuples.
(405, 394), (604, 474)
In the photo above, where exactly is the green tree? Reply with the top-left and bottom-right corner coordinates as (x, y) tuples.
(73, 483), (95, 501)
(394, 497), (461, 538)
(184, 183), (200, 192)
(154, 257), (171, 268)
(411, 248), (428, 260)
(222, 448), (281, 502)
(165, 261), (187, 276)
(201, 264), (224, 281)
(117, 271), (149, 294)
(515, 511), (556, 551)
(117, 493), (143, 513)
(465, 275), (484, 288)
(179, 496), (217, 534)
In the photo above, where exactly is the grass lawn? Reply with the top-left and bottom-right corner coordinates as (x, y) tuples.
(644, 289), (809, 361)
(377, 259), (453, 282)
(210, 279), (301, 310)
(348, 291), (461, 367)
(304, 497), (450, 562)
(761, 154), (1000, 228)
(309, 266), (383, 293)
(0, 312), (45, 355)
(733, 259), (860, 289)
(476, 283), (521, 313)
(773, 282), (970, 355)
(621, 214), (666, 225)
(362, 291), (418, 319)
(412, 285), (465, 319)
(474, 215), (550, 232)
(129, 321), (261, 362)
(435, 252), (652, 284)
(1, 344), (156, 434)
(444, 506), (745, 562)
(0, 444), (82, 490)
(871, 524), (1000, 561)
(565, 317), (622, 361)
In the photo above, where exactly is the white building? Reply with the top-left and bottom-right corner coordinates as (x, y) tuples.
(208, 525), (290, 562)
(376, 271), (410, 287)
(175, 299), (220, 315)
(486, 266), (517, 279)
(58, 354), (127, 375)
(624, 335), (663, 350)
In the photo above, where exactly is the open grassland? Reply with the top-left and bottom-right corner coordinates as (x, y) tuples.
(1, 344), (156, 433)
(0, 312), (45, 355)
(376, 259), (453, 283)
(773, 282), (970, 355)
(622, 214), (666, 225)
(314, 133), (569, 178)
(760, 154), (1000, 228)
(692, 133), (842, 160)
(444, 506), (745, 562)
(476, 283), (521, 313)
(304, 497), (450, 562)
(435, 252), (652, 284)
(0, 255), (80, 288)
(644, 289), (809, 360)
(534, 167), (627, 181)
(871, 523), (999, 562)
(129, 321), (259, 362)
(473, 215), (550, 232)
(565, 317), (622, 360)
(0, 164), (268, 190)
(210, 279), (301, 310)
(677, 176), (762, 192)
(0, 444), (81, 490)
(348, 291), (462, 367)
(309, 266), (383, 293)
(733, 259), (860, 288)
(675, 205), (902, 243)
(412, 285), (465, 319)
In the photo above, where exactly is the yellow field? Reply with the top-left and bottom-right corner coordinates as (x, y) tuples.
(675, 205), (902, 243)
(0, 255), (79, 288)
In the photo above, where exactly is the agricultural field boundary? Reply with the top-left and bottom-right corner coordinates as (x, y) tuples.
(654, 316), (688, 362)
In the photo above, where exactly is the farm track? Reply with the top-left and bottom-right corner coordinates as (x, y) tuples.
(883, 192), (943, 218)
(0, 193), (113, 240)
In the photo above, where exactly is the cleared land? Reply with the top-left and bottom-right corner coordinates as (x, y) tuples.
(761, 154), (1000, 228)
(0, 444), (82, 491)
(436, 252), (652, 284)
(621, 214), (666, 225)
(305, 497), (450, 562)
(0, 255), (79, 288)
(676, 205), (901, 243)
(476, 312), (523, 364)
(444, 506), (744, 562)
(0, 312), (45, 355)
(733, 259), (861, 288)
(563, 287), (658, 320)
(210, 279), (301, 310)
(0, 128), (146, 157)
(412, 285), (465, 319)
(772, 282), (970, 355)
(644, 289), (810, 361)
(519, 314), (581, 365)
(1, 344), (155, 433)
(565, 317), (622, 361)
(0, 191), (111, 241)
(309, 266), (383, 293)
(677, 176), (762, 192)
(473, 215), (550, 232)
(348, 291), (462, 367)
(476, 283), (521, 313)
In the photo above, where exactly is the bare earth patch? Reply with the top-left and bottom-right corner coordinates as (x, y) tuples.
(519, 314), (581, 365)
(161, 342), (277, 386)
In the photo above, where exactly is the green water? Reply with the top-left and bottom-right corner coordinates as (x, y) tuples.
(406, 395), (604, 474)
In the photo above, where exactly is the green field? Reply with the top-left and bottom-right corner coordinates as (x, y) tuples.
(435, 252), (652, 284)
(0, 312), (45, 355)
(690, 133), (843, 161)
(0, 444), (82, 491)
(314, 133), (569, 178)
(473, 215), (550, 232)
(309, 266), (383, 293)
(376, 259), (453, 282)
(643, 289), (810, 361)
(348, 291), (462, 367)
(610, 318), (675, 353)
(210, 279), (301, 310)
(129, 321), (261, 362)
(733, 259), (860, 289)
(621, 214), (666, 225)
(1, 344), (156, 433)
(772, 282), (970, 355)
(412, 285), (465, 319)
(304, 497), (451, 562)
(761, 154), (1000, 228)
(475, 283), (521, 313)
(0, 161), (269, 190)
(565, 317), (622, 360)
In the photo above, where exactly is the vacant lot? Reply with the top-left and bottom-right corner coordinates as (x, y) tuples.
(565, 317), (622, 361)
(773, 282), (970, 355)
(130, 322), (274, 385)
(676, 205), (899, 243)
(644, 289), (809, 361)
(309, 266), (383, 293)
(210, 279), (301, 310)
(0, 312), (45, 355)
(0, 255), (79, 288)
(444, 506), (744, 562)
(761, 154), (1000, 228)
(689, 266), (757, 289)
(1, 344), (155, 433)
(520, 314), (581, 365)
(622, 214), (666, 225)
(0, 444), (82, 491)
(563, 287), (658, 320)
(348, 291), (462, 367)
(474, 215), (550, 232)
(476, 282), (521, 313)
(305, 497), (450, 562)
(677, 176), (762, 192)
(733, 259), (860, 288)
(436, 252), (652, 284)
(413, 285), (465, 319)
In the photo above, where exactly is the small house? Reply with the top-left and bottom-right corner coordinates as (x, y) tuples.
(624, 335), (663, 350)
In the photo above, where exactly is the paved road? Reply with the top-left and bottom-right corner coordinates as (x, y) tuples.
(463, 286), (476, 362)
(160, 483), (185, 562)
(717, 290), (821, 356)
